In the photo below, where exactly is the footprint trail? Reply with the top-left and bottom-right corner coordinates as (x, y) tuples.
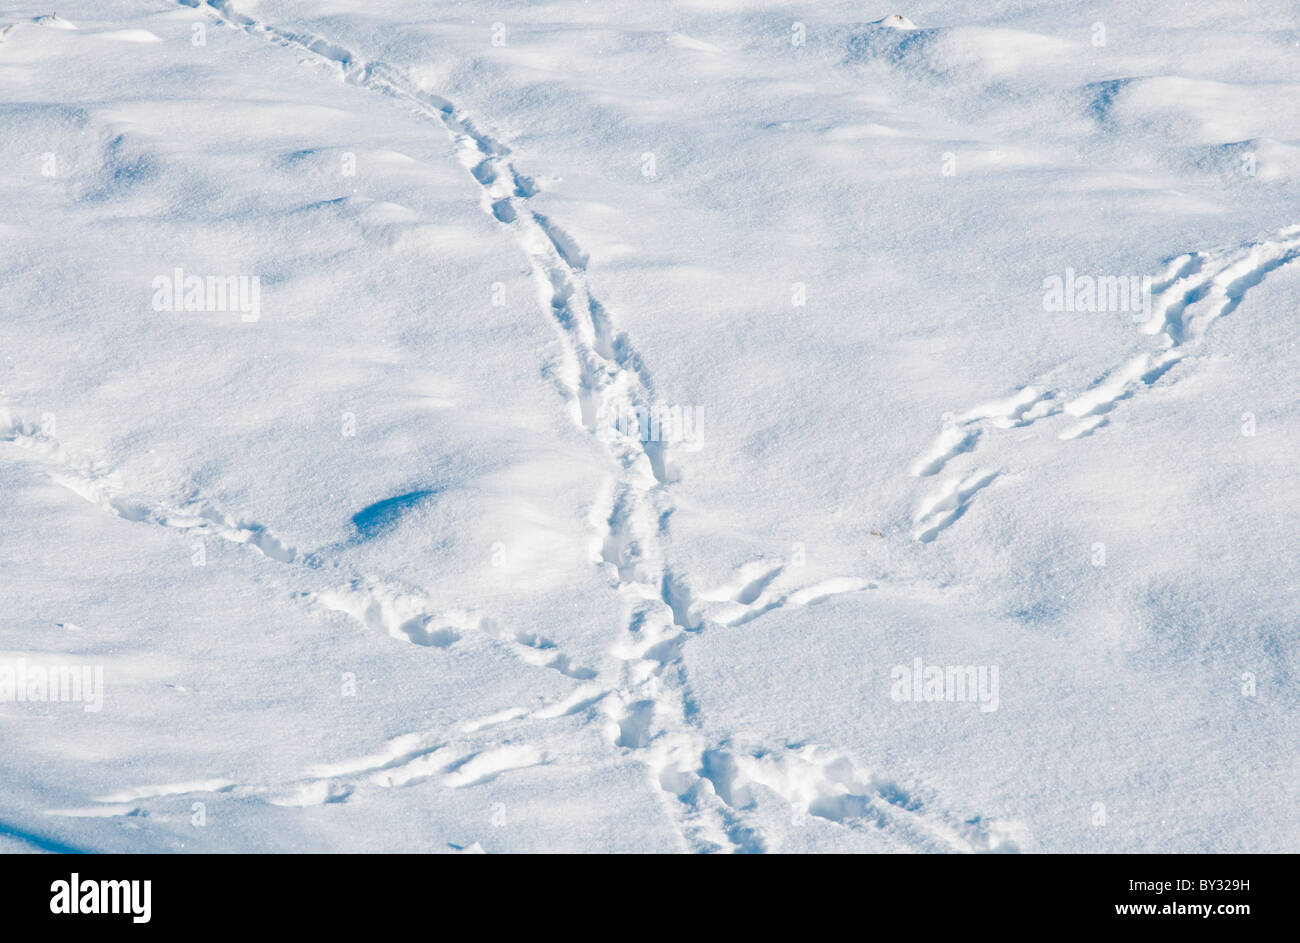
(907, 225), (1300, 540)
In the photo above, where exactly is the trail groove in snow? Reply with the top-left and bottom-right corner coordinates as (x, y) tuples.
(29, 0), (1031, 851)
(907, 225), (1300, 540)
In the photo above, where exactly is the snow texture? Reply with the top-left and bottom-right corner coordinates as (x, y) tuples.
(1, 1), (1297, 853)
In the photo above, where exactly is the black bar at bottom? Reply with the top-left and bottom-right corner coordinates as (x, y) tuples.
(0, 852), (1282, 931)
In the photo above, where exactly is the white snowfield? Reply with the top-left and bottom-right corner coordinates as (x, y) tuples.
(1, 1), (1297, 853)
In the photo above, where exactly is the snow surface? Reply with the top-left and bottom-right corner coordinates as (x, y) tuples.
(1, 0), (1297, 853)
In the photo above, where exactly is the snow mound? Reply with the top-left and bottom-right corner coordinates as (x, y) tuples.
(34, 13), (78, 30)
(871, 14), (918, 30)
(2, 12), (81, 39)
(1186, 137), (1300, 182)
(847, 23), (1077, 78)
(1088, 75), (1300, 145)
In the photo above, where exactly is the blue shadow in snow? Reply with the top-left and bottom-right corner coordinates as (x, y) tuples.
(350, 489), (438, 540)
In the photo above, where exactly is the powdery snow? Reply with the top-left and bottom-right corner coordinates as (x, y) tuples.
(1, 0), (1297, 853)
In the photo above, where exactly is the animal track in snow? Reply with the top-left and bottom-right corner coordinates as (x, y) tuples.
(598, 550), (988, 852)
(75, 736), (546, 813)
(1, 410), (298, 562)
(907, 225), (1300, 540)
(914, 469), (1000, 543)
(312, 579), (479, 649)
(512, 631), (599, 679)
(700, 743), (1024, 853)
(686, 560), (872, 628)
(8, 417), (591, 815)
(1142, 228), (1300, 344)
(910, 425), (980, 478)
(181, 0), (666, 489)
(443, 745), (547, 789)
(312, 579), (601, 677)
(1, 3), (695, 845)
(93, 779), (236, 803)
(156, 0), (1022, 851)
(5, 408), (599, 689)
(78, 719), (555, 814)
